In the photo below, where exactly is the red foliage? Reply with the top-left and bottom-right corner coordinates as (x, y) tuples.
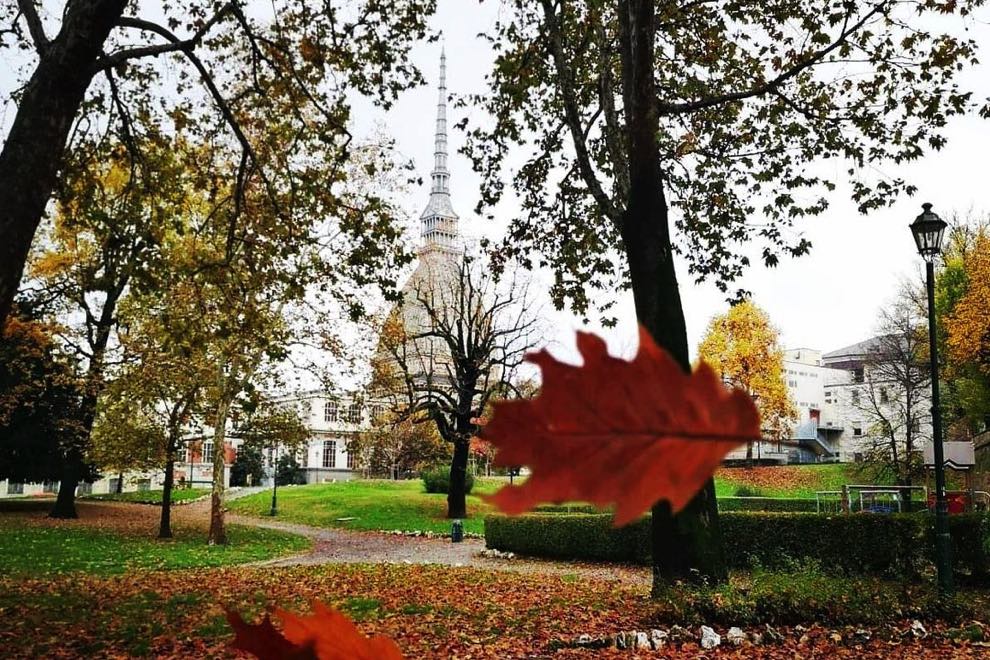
(227, 601), (405, 660)
(482, 326), (759, 525)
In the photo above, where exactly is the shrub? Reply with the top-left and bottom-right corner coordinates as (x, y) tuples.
(651, 562), (969, 626)
(276, 455), (306, 486)
(485, 510), (990, 581)
(484, 513), (650, 563)
(531, 503), (602, 514)
(721, 512), (921, 577)
(421, 466), (474, 495)
(733, 484), (763, 497)
(717, 497), (818, 513)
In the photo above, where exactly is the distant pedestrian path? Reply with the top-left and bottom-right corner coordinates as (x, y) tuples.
(230, 512), (650, 587)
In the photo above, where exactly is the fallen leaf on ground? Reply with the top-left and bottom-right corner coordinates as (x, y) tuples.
(228, 601), (405, 660)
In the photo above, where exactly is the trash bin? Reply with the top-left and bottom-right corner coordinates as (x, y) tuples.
(451, 519), (464, 543)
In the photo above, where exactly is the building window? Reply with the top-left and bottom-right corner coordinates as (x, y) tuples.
(371, 404), (386, 423)
(853, 426), (863, 437)
(788, 380), (797, 388)
(347, 403), (362, 423)
(346, 448), (356, 470)
(322, 440), (336, 468)
(77, 482), (93, 495)
(202, 441), (214, 462)
(176, 446), (188, 463)
(42, 480), (59, 493)
(910, 417), (921, 433)
(853, 367), (864, 383)
(6, 482), (23, 495)
(137, 479), (152, 492)
(880, 387), (889, 404)
(325, 400), (338, 423)
(851, 390), (860, 405)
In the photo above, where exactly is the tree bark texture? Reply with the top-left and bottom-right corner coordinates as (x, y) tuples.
(618, 0), (727, 590)
(447, 438), (469, 519)
(0, 0), (128, 326)
(208, 398), (231, 545)
(159, 450), (175, 539)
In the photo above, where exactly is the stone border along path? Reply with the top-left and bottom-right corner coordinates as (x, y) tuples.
(227, 510), (651, 587)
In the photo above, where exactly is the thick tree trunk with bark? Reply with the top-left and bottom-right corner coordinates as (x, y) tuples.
(447, 438), (470, 519)
(0, 0), (128, 326)
(208, 398), (231, 545)
(619, 0), (727, 590)
(159, 449), (175, 539)
(50, 473), (79, 518)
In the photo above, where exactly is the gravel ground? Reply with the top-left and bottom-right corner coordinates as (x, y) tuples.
(230, 513), (652, 587)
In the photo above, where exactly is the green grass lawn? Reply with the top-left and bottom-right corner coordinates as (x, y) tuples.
(229, 479), (504, 535)
(228, 466), (891, 534)
(0, 521), (310, 576)
(82, 488), (211, 504)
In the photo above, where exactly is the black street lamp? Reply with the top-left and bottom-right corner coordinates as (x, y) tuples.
(909, 202), (953, 597)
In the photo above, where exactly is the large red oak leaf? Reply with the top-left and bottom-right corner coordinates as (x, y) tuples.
(482, 326), (759, 526)
(227, 601), (404, 660)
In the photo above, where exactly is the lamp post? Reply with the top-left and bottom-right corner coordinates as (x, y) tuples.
(909, 202), (953, 597)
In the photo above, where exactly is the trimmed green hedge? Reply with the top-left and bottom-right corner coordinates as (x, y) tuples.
(484, 513), (650, 563)
(717, 497), (817, 512)
(484, 511), (990, 581)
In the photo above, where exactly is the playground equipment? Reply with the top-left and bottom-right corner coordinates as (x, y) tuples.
(817, 482), (990, 513)
(858, 489), (903, 513)
(816, 484), (928, 513)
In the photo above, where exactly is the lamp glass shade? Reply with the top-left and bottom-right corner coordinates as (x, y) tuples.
(910, 203), (947, 259)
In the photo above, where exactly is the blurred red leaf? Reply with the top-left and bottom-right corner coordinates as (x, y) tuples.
(227, 601), (404, 660)
(482, 326), (760, 525)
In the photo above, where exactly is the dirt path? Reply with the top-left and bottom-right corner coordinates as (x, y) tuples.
(229, 513), (651, 587)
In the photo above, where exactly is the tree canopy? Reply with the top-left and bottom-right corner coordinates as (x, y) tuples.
(698, 300), (797, 444)
(463, 0), (983, 321)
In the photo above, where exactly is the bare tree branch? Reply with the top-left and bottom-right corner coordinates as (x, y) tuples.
(16, 0), (48, 53)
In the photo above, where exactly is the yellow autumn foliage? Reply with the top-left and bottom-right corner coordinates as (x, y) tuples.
(946, 232), (990, 375)
(698, 299), (798, 439)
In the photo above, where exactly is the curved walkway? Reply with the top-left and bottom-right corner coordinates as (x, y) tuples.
(230, 513), (651, 587)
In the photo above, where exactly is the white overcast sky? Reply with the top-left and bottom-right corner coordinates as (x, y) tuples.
(368, 1), (990, 363)
(3, 1), (989, 370)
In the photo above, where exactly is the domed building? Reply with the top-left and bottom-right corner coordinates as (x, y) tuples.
(374, 47), (468, 395)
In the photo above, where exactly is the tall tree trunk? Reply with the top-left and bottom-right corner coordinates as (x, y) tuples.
(618, 0), (727, 590)
(0, 0), (128, 326)
(447, 438), (469, 519)
(745, 441), (755, 468)
(50, 305), (116, 518)
(208, 397), (231, 545)
(159, 447), (176, 539)
(115, 471), (124, 494)
(51, 473), (79, 518)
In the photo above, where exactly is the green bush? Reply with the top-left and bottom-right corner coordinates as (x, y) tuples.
(485, 511), (990, 581)
(721, 512), (921, 577)
(733, 484), (763, 497)
(652, 562), (968, 626)
(421, 466), (474, 495)
(484, 513), (650, 563)
(531, 503), (602, 514)
(717, 497), (818, 512)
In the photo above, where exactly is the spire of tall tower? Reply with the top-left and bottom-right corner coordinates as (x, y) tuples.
(432, 45), (448, 194)
(420, 45), (459, 254)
